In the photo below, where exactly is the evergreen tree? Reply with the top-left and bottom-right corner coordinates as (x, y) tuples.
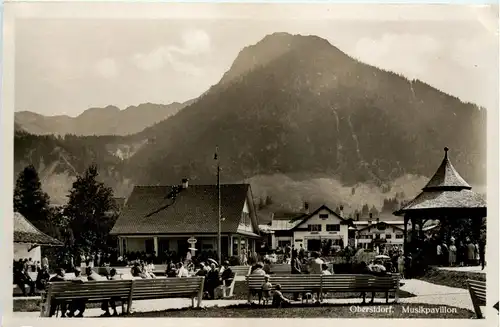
(63, 164), (117, 256)
(14, 165), (53, 234)
(370, 205), (379, 216)
(361, 204), (370, 217)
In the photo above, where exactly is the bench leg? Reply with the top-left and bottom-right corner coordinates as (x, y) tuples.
(386, 292), (389, 304)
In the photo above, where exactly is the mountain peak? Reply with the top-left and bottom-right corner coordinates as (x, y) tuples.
(219, 33), (345, 86)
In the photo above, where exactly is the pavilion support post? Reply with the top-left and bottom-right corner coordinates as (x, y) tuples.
(153, 237), (158, 258)
(403, 215), (408, 255)
(229, 235), (234, 257)
(118, 237), (123, 257)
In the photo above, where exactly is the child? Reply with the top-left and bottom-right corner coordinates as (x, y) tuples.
(261, 275), (272, 305)
(272, 284), (292, 308)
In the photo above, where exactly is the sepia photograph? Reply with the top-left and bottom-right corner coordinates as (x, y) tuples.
(2, 1), (498, 323)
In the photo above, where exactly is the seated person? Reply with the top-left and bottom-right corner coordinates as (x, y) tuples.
(48, 268), (68, 317)
(14, 265), (36, 296)
(321, 263), (332, 275)
(272, 284), (292, 308)
(35, 266), (51, 291)
(166, 263), (178, 278)
(67, 268), (87, 317)
(102, 268), (122, 316)
(261, 275), (272, 304)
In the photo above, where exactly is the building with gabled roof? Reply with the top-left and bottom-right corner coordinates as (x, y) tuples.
(14, 212), (62, 262)
(110, 181), (260, 258)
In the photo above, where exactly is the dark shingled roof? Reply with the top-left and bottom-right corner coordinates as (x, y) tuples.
(422, 147), (471, 191)
(396, 148), (485, 215)
(14, 212), (63, 246)
(110, 184), (253, 235)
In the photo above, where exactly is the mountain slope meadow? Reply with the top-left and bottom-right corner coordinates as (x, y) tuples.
(14, 33), (486, 212)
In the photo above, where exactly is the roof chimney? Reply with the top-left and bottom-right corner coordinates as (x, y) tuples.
(339, 205), (344, 218)
(181, 178), (189, 189)
(304, 202), (310, 214)
(356, 213), (360, 221)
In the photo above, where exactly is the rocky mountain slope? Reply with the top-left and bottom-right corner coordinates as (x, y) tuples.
(14, 33), (487, 209)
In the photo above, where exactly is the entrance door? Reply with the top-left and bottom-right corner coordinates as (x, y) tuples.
(177, 239), (189, 257)
(307, 239), (321, 252)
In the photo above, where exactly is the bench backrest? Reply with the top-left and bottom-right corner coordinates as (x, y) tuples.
(322, 274), (399, 291)
(247, 274), (323, 292)
(131, 277), (204, 300)
(48, 280), (133, 301)
(230, 266), (251, 276)
(467, 279), (486, 304)
(246, 274), (399, 292)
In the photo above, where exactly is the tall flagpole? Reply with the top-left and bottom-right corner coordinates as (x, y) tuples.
(215, 146), (222, 264)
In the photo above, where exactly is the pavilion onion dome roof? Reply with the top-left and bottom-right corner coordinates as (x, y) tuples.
(422, 147), (472, 191)
(394, 147), (485, 215)
(13, 212), (63, 246)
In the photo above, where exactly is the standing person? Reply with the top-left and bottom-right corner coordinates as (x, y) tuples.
(436, 243), (442, 266)
(298, 244), (305, 260)
(41, 255), (49, 271)
(397, 252), (405, 278)
(457, 241), (466, 267)
(466, 238), (476, 266)
(448, 240), (457, 267)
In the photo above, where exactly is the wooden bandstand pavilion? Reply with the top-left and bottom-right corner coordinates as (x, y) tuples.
(394, 147), (486, 262)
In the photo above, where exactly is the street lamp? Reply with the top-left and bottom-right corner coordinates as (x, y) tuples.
(215, 146), (222, 264)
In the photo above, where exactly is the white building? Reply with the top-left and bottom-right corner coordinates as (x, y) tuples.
(354, 220), (406, 250)
(290, 205), (350, 252)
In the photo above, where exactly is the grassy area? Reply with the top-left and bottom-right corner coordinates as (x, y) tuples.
(127, 303), (475, 318)
(419, 267), (485, 289)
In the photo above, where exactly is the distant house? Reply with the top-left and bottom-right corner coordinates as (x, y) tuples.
(290, 204), (351, 252)
(259, 207), (308, 249)
(351, 212), (406, 249)
(110, 181), (261, 258)
(13, 212), (62, 262)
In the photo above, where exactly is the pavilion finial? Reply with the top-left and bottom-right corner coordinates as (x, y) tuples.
(444, 147), (449, 159)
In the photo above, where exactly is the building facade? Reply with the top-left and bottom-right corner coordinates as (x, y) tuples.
(291, 205), (349, 252)
(110, 182), (261, 260)
(354, 220), (405, 250)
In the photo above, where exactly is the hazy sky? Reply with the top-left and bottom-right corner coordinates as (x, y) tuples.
(6, 3), (498, 116)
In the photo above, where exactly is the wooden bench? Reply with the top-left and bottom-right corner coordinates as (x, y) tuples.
(41, 277), (205, 317)
(230, 265), (251, 277)
(246, 274), (400, 304)
(467, 279), (486, 318)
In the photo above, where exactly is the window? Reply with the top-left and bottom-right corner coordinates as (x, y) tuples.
(385, 234), (392, 239)
(202, 244), (214, 250)
(278, 240), (291, 248)
(319, 214), (329, 219)
(395, 234), (404, 239)
(308, 224), (322, 232)
(326, 224), (340, 232)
